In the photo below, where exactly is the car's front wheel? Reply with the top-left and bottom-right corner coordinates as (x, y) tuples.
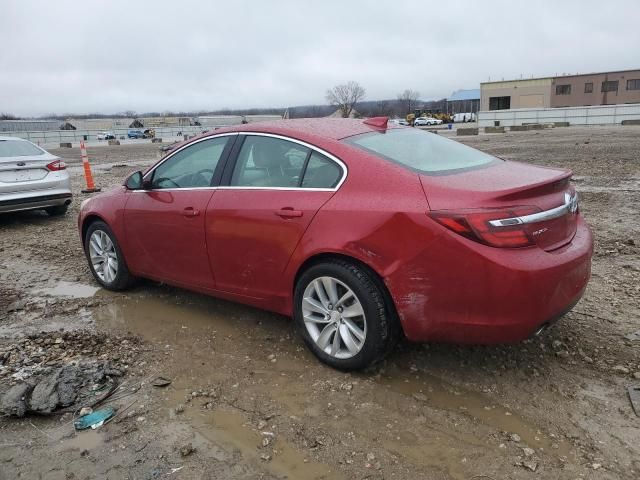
(294, 259), (398, 370)
(84, 220), (135, 290)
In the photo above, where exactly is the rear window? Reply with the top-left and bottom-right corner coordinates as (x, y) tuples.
(0, 139), (44, 157)
(343, 128), (497, 174)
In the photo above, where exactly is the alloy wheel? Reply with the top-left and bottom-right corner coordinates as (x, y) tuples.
(302, 276), (367, 359)
(88, 230), (118, 283)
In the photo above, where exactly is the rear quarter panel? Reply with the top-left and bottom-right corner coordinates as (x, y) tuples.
(282, 146), (438, 323)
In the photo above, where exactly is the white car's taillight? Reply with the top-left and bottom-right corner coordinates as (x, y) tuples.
(46, 160), (67, 171)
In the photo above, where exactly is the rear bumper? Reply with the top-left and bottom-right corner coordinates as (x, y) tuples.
(0, 189), (72, 213)
(388, 216), (593, 344)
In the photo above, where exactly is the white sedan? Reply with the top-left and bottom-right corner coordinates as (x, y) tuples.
(96, 131), (116, 140)
(0, 136), (72, 215)
(414, 117), (443, 126)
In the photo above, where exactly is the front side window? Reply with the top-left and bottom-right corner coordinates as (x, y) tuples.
(151, 136), (229, 189)
(344, 128), (497, 174)
(0, 140), (44, 157)
(601, 80), (619, 92)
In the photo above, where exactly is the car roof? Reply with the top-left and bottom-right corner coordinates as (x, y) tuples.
(0, 135), (29, 142)
(211, 118), (401, 141)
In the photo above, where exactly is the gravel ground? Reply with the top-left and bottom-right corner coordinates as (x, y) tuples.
(0, 126), (638, 479)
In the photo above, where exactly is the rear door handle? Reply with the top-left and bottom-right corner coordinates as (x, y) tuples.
(182, 207), (200, 217)
(275, 207), (303, 218)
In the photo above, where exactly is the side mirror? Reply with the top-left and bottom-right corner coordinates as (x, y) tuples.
(125, 171), (145, 190)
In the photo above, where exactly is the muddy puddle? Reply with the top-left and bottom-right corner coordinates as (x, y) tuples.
(91, 289), (286, 343)
(376, 367), (571, 458)
(87, 289), (575, 477)
(171, 401), (344, 479)
(58, 429), (104, 452)
(36, 281), (101, 299)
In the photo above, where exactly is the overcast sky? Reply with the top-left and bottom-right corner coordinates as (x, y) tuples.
(1, 0), (639, 117)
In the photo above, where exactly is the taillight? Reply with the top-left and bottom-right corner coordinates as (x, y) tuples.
(46, 160), (66, 171)
(429, 206), (541, 248)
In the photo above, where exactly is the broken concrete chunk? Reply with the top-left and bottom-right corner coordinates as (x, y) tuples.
(29, 372), (61, 414)
(0, 383), (34, 417)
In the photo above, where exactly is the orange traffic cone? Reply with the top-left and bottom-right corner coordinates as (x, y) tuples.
(80, 140), (101, 193)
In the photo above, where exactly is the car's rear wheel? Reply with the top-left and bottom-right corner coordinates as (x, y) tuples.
(45, 204), (68, 216)
(294, 259), (398, 370)
(84, 220), (135, 290)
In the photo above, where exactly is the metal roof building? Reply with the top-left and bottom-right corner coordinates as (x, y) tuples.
(0, 119), (61, 132)
(446, 89), (480, 114)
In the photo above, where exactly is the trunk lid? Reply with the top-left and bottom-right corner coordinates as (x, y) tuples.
(0, 153), (59, 194)
(421, 160), (578, 251)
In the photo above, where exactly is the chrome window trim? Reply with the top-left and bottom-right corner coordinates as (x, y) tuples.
(229, 132), (347, 191)
(141, 131), (348, 192)
(489, 192), (579, 227)
(129, 186), (336, 193)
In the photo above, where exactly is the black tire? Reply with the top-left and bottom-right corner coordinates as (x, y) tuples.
(84, 220), (135, 291)
(45, 204), (68, 216)
(293, 259), (399, 371)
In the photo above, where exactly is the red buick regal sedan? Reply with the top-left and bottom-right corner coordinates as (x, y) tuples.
(78, 118), (593, 370)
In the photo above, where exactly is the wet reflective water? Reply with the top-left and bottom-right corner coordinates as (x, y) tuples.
(36, 281), (100, 298)
(87, 289), (574, 478)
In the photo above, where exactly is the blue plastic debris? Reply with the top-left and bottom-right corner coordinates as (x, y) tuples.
(74, 407), (116, 430)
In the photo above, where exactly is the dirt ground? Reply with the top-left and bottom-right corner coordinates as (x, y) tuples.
(0, 126), (639, 480)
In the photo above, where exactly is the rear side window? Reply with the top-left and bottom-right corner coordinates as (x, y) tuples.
(231, 136), (309, 188)
(0, 140), (44, 157)
(301, 152), (342, 188)
(344, 128), (497, 174)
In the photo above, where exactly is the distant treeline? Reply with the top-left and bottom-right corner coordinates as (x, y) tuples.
(2, 98), (448, 121)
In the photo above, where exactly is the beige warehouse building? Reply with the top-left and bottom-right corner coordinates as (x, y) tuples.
(550, 69), (640, 107)
(480, 77), (552, 110)
(481, 68), (640, 110)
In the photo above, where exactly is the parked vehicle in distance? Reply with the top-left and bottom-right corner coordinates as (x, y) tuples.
(453, 112), (476, 123)
(127, 130), (145, 139)
(78, 117), (593, 370)
(388, 118), (409, 126)
(97, 131), (116, 140)
(0, 136), (72, 215)
(414, 117), (443, 126)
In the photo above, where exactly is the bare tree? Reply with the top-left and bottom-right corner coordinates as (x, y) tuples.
(397, 89), (420, 114)
(326, 81), (366, 118)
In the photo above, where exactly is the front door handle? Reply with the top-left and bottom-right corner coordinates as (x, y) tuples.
(182, 207), (200, 217)
(275, 207), (303, 218)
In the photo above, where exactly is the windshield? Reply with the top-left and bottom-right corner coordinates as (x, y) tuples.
(344, 128), (498, 174)
(0, 139), (45, 157)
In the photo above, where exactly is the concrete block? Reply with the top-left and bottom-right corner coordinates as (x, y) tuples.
(59, 142), (72, 148)
(528, 124), (544, 130)
(457, 128), (478, 136)
(553, 122), (570, 127)
(621, 119), (640, 125)
(108, 140), (120, 146)
(151, 138), (162, 143)
(484, 126), (505, 134)
(509, 125), (529, 132)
